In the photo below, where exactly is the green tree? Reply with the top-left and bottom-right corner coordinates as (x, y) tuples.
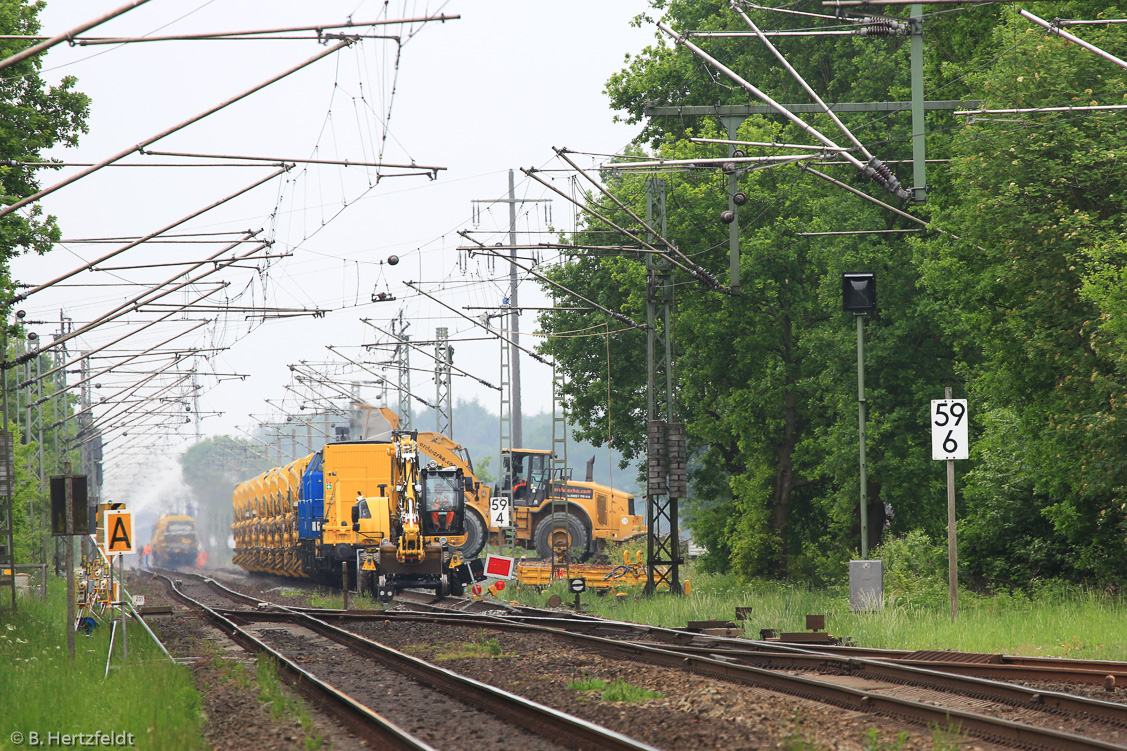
(0, 0), (90, 264)
(918, 6), (1127, 582)
(535, 0), (1010, 580)
(1, 1), (90, 565)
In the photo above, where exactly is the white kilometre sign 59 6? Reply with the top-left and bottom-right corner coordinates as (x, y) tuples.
(490, 496), (512, 529)
(931, 399), (969, 460)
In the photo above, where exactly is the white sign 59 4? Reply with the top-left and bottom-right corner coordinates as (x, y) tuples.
(931, 399), (969, 460)
(490, 496), (512, 528)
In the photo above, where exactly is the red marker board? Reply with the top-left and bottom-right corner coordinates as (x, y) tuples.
(484, 554), (514, 579)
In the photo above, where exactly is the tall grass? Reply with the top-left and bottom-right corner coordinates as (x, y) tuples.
(510, 569), (1127, 660)
(0, 580), (203, 751)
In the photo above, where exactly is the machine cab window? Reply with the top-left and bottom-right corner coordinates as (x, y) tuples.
(501, 450), (550, 506)
(421, 469), (464, 537)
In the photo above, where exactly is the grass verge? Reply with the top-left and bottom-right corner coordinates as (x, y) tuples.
(255, 658), (323, 751)
(0, 579), (204, 751)
(508, 568), (1127, 660)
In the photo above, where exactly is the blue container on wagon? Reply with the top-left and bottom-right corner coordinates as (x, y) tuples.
(298, 452), (324, 539)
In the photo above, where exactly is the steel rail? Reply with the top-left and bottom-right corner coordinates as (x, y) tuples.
(194, 571), (1127, 746)
(154, 575), (435, 751)
(162, 573), (660, 751)
(629, 642), (1127, 725)
(729, 639), (1127, 676)
(227, 607), (1127, 751)
(237, 610), (664, 751)
(183, 570), (1127, 688)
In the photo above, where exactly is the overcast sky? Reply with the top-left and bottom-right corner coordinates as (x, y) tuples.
(14, 0), (656, 503)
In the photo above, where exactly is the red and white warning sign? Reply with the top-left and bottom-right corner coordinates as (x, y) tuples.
(483, 553), (514, 580)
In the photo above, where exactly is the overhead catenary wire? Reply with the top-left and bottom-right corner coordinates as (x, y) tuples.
(691, 137), (851, 151)
(76, 374), (196, 439)
(601, 153), (828, 168)
(1019, 9), (1127, 70)
(554, 146), (727, 281)
(521, 164), (728, 294)
(735, 2), (861, 23)
(10, 242), (273, 368)
(35, 322), (209, 406)
(1055, 18), (1127, 26)
(0, 41), (350, 220)
(20, 287), (225, 389)
(824, 0), (1059, 6)
(456, 231), (641, 328)
(656, 19), (910, 200)
(10, 184), (275, 304)
(1, 14), (461, 46)
(956, 104), (1127, 116)
(54, 364), (188, 430)
(403, 281), (549, 364)
(325, 345), (435, 408)
(140, 149), (445, 174)
(730, 3), (878, 163)
(799, 164), (984, 251)
(360, 319), (500, 390)
(0, 0), (153, 72)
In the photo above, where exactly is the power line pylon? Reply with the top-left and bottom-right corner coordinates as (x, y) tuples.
(644, 178), (684, 595)
(434, 327), (452, 437)
(471, 169), (550, 448)
(392, 311), (411, 430)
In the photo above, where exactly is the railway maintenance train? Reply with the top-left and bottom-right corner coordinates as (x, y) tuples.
(151, 514), (200, 567)
(231, 430), (468, 600)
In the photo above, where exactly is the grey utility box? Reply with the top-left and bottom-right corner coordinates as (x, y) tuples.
(849, 559), (884, 611)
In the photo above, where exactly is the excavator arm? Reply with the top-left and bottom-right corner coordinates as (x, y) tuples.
(392, 433), (426, 564)
(416, 431), (491, 506)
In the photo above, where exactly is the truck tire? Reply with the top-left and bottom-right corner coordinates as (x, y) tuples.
(454, 507), (487, 559)
(534, 512), (590, 562)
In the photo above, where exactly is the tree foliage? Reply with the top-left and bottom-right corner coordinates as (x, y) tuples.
(0, 1), (90, 268)
(538, 0), (1127, 585)
(2, 1), (90, 565)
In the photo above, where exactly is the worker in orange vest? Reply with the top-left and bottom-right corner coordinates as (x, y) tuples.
(196, 550), (209, 569)
(142, 543), (152, 567)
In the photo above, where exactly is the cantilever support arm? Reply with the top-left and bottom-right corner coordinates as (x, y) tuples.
(1020, 9), (1127, 70)
(0, 41), (348, 219)
(657, 20), (910, 200)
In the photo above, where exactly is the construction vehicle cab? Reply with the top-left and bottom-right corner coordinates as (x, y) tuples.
(501, 449), (553, 506)
(420, 466), (465, 537)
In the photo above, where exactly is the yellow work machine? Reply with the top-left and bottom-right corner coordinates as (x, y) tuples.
(232, 431), (467, 600)
(416, 430), (645, 561)
(351, 432), (468, 600)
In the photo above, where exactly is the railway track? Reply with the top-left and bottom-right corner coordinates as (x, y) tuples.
(300, 608), (1127, 750)
(153, 571), (662, 751)
(154, 569), (1127, 749)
